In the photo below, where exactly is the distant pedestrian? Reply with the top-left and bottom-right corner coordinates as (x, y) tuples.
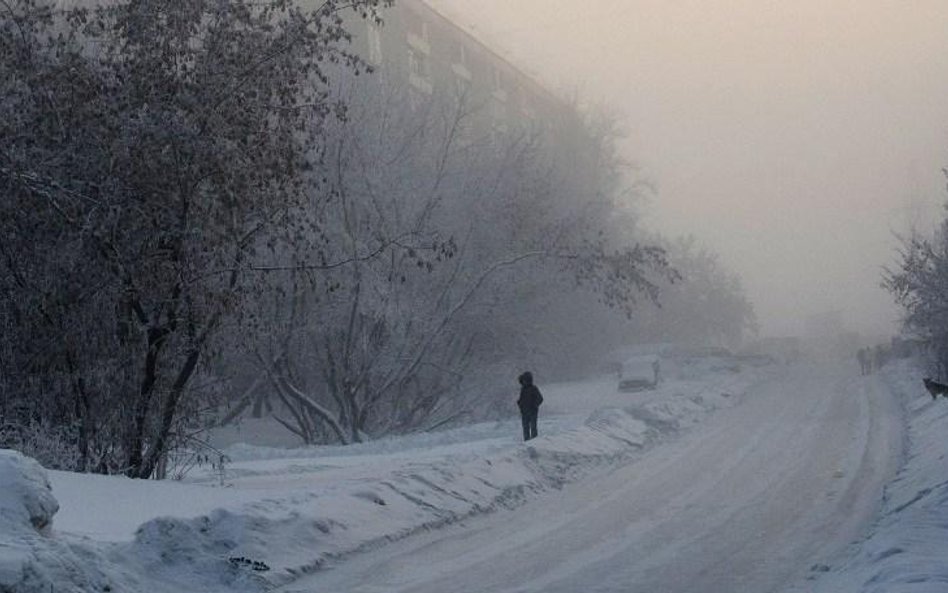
(517, 371), (543, 441)
(857, 348), (870, 375)
(874, 345), (887, 372)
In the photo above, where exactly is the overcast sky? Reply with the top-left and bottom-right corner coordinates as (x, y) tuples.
(428, 0), (948, 337)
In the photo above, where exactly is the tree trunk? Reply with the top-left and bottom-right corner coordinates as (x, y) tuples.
(137, 346), (200, 479)
(126, 326), (168, 477)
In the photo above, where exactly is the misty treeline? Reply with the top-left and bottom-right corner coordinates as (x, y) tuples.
(885, 195), (948, 376)
(631, 237), (757, 348)
(0, 0), (753, 476)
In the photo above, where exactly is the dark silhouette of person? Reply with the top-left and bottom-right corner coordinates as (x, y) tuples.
(857, 348), (870, 375)
(517, 371), (543, 441)
(874, 345), (887, 371)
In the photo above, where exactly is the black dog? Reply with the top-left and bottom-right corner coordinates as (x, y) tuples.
(923, 378), (948, 400)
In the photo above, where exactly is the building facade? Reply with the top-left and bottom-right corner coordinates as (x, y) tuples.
(349, 0), (574, 140)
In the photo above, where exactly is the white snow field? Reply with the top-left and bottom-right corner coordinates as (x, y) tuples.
(280, 361), (904, 593)
(788, 359), (948, 593)
(2, 356), (945, 593)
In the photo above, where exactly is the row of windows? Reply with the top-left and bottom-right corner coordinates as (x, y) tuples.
(366, 12), (541, 128)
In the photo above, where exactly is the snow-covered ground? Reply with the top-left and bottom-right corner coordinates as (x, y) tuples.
(787, 358), (948, 593)
(0, 362), (754, 592)
(4, 356), (946, 593)
(285, 360), (903, 593)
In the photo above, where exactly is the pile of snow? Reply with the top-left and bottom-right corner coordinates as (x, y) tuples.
(6, 366), (759, 593)
(0, 450), (117, 593)
(801, 359), (948, 592)
(107, 404), (685, 589)
(0, 450), (58, 534)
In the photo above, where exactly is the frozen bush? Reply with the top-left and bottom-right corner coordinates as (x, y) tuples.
(0, 422), (80, 471)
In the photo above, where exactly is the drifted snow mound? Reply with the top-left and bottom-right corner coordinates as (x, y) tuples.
(0, 449), (59, 534)
(0, 371), (754, 593)
(0, 449), (112, 593)
(128, 402), (731, 589)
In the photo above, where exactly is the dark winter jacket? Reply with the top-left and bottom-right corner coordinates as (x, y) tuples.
(517, 372), (543, 414)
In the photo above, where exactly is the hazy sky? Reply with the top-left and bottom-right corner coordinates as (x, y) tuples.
(429, 0), (948, 337)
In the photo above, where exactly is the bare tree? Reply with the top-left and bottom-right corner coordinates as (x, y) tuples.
(253, 75), (675, 444)
(0, 0), (389, 475)
(629, 236), (757, 349)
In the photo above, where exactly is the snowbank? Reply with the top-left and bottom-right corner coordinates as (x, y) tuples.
(0, 450), (58, 534)
(114, 402), (708, 589)
(6, 368), (756, 592)
(800, 359), (948, 592)
(0, 450), (117, 593)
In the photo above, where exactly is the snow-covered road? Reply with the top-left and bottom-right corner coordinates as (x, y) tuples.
(282, 363), (903, 593)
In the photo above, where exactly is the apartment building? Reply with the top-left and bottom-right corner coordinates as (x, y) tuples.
(351, 0), (573, 138)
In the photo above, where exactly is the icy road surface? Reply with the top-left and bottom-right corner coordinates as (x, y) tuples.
(282, 363), (902, 593)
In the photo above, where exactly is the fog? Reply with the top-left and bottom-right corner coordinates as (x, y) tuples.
(429, 0), (948, 338)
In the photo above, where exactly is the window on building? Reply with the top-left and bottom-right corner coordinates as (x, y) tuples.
(490, 66), (508, 126)
(366, 20), (383, 66)
(408, 46), (433, 94)
(492, 66), (508, 103)
(490, 95), (508, 139)
(518, 87), (537, 125)
(405, 11), (430, 52)
(406, 11), (432, 94)
(452, 44), (472, 99)
(455, 72), (471, 98)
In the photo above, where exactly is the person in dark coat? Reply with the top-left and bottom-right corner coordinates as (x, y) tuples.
(517, 371), (543, 441)
(857, 348), (869, 375)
